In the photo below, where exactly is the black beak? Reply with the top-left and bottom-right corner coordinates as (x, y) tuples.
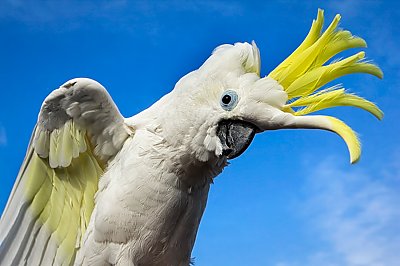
(217, 120), (256, 159)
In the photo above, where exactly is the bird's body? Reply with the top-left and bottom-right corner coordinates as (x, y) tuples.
(0, 10), (383, 266)
(76, 104), (221, 265)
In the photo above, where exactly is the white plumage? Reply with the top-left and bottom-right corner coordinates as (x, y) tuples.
(0, 10), (382, 266)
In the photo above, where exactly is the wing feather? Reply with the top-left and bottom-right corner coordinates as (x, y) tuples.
(0, 78), (132, 265)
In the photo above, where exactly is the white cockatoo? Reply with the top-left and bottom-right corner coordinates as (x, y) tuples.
(0, 9), (382, 266)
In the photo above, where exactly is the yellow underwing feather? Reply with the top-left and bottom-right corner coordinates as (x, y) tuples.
(49, 129), (60, 168)
(0, 78), (130, 265)
(60, 120), (74, 167)
(34, 130), (50, 158)
(57, 126), (66, 168)
(24, 121), (103, 265)
(45, 172), (65, 238)
(77, 128), (87, 153)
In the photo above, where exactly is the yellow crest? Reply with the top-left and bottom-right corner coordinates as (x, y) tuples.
(269, 9), (383, 119)
(268, 9), (383, 163)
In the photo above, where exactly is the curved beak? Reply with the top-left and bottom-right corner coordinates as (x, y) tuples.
(216, 108), (362, 163)
(217, 120), (256, 159)
(253, 110), (362, 163)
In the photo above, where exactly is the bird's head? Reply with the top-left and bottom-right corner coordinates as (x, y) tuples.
(159, 9), (382, 164)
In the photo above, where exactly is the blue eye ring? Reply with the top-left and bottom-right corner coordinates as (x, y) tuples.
(220, 90), (238, 111)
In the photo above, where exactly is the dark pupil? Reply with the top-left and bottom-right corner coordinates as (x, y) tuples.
(222, 94), (231, 105)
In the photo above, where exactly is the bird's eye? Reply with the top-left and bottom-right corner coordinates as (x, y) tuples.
(220, 90), (238, 111)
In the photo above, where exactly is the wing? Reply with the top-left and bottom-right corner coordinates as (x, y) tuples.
(0, 78), (132, 266)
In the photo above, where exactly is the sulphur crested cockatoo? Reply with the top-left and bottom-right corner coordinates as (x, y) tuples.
(0, 9), (382, 266)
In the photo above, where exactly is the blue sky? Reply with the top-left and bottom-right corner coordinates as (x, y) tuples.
(0, 1), (399, 265)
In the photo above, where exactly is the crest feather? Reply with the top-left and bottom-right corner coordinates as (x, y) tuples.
(287, 86), (383, 119)
(266, 8), (383, 163)
(268, 8), (383, 117)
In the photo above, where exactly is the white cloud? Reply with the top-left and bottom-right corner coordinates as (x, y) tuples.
(295, 158), (400, 266)
(306, 160), (400, 266)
